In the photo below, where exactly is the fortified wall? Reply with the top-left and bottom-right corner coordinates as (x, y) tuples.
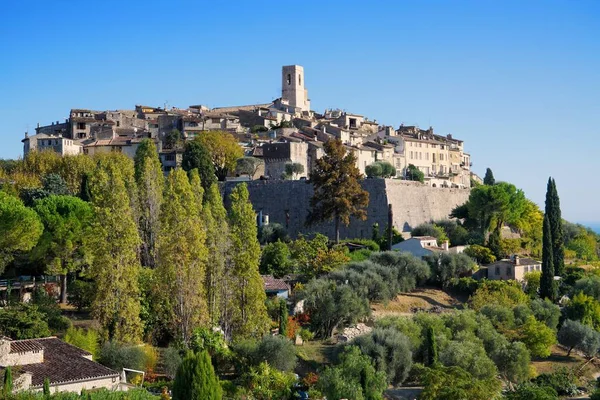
(222, 179), (470, 240)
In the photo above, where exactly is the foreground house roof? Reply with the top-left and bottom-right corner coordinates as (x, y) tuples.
(4, 338), (118, 388)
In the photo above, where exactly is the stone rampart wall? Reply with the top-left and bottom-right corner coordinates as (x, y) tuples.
(222, 179), (470, 240)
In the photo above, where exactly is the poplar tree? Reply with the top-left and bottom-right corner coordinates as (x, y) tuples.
(424, 327), (438, 366)
(134, 139), (164, 269)
(87, 160), (143, 343)
(203, 183), (229, 326)
(172, 351), (222, 400)
(545, 178), (564, 276)
(226, 183), (269, 339)
(3, 366), (12, 395)
(540, 214), (557, 301)
(157, 169), (208, 346)
(307, 138), (369, 243)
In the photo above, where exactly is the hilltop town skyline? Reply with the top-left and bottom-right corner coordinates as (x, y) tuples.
(2, 1), (599, 224)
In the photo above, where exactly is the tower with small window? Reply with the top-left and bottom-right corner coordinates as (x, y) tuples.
(281, 65), (310, 113)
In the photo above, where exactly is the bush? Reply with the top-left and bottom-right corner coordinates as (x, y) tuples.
(98, 341), (148, 371)
(505, 383), (558, 400)
(530, 298), (561, 330)
(340, 239), (380, 252)
(63, 327), (100, 359)
(448, 277), (480, 296)
(163, 346), (183, 379)
(533, 368), (579, 396)
(434, 220), (470, 246)
(424, 253), (476, 288)
(464, 244), (496, 264)
(172, 351), (222, 400)
(232, 335), (297, 372)
(411, 223), (449, 244)
(0, 304), (51, 339)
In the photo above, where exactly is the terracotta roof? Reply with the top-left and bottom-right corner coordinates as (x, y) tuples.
(262, 275), (290, 292)
(5, 338), (118, 387)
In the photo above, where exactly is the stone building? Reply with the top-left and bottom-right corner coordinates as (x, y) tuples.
(22, 133), (82, 156)
(0, 337), (120, 394)
(487, 256), (542, 281)
(279, 65), (310, 114)
(258, 139), (309, 179)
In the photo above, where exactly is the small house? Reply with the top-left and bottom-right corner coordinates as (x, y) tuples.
(487, 255), (542, 281)
(262, 275), (291, 299)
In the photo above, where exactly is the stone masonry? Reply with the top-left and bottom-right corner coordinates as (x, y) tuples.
(222, 179), (470, 240)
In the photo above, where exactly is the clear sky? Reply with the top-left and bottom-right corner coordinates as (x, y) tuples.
(1, 1), (598, 223)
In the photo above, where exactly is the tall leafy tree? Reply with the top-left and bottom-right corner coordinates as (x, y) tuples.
(182, 140), (217, 195)
(172, 351), (222, 400)
(0, 191), (43, 273)
(424, 326), (438, 366)
(157, 169), (208, 346)
(307, 138), (369, 243)
(134, 139), (164, 268)
(195, 131), (244, 181)
(225, 183), (269, 339)
(86, 159), (143, 343)
(545, 178), (564, 276)
(483, 168), (496, 185)
(32, 195), (93, 303)
(279, 299), (288, 337)
(203, 183), (229, 327)
(540, 214), (557, 301)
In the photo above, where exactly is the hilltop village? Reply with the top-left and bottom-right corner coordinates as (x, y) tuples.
(23, 65), (476, 189)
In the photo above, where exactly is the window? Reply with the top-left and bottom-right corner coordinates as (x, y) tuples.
(287, 74), (291, 85)
(419, 152), (422, 160)
(77, 122), (85, 130)
(78, 132), (86, 139)
(299, 74), (302, 85)
(349, 118), (357, 128)
(211, 118), (221, 124)
(495, 267), (500, 275)
(507, 267), (511, 275)
(165, 154), (175, 162)
(116, 121), (120, 127)
(410, 151), (413, 159)
(426, 153), (429, 160)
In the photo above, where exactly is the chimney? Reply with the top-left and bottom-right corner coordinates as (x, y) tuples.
(514, 255), (520, 265)
(443, 241), (449, 251)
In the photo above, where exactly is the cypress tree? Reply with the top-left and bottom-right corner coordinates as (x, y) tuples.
(540, 214), (557, 301)
(172, 351), (222, 400)
(483, 168), (495, 185)
(545, 178), (564, 276)
(279, 299), (289, 337)
(3, 366), (12, 395)
(424, 327), (438, 366)
(43, 377), (50, 396)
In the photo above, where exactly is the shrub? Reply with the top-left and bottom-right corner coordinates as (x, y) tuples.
(63, 327), (100, 359)
(98, 341), (147, 371)
(424, 253), (476, 288)
(439, 340), (498, 380)
(163, 346), (183, 379)
(233, 335), (297, 372)
(533, 368), (579, 396)
(505, 383), (558, 400)
(0, 304), (51, 339)
(172, 351), (222, 400)
(530, 298), (561, 330)
(448, 277), (480, 296)
(299, 328), (314, 343)
(464, 244), (496, 264)
(518, 316), (556, 358)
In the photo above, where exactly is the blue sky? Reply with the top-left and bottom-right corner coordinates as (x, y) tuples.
(1, 1), (599, 223)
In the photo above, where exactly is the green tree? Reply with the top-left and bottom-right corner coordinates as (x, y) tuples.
(156, 169), (208, 346)
(260, 240), (293, 278)
(406, 164), (424, 182)
(307, 138), (369, 243)
(519, 316), (556, 358)
(0, 191), (43, 273)
(133, 139), (164, 269)
(564, 292), (600, 329)
(182, 140), (217, 194)
(483, 167), (495, 185)
(469, 280), (529, 311)
(236, 156), (264, 179)
(418, 365), (502, 400)
(505, 384), (558, 400)
(524, 271), (541, 298)
(558, 319), (600, 357)
(540, 214), (557, 301)
(32, 195), (92, 304)
(225, 183), (270, 339)
(279, 299), (288, 337)
(424, 326), (438, 366)
(464, 244), (496, 264)
(284, 162), (305, 179)
(164, 129), (183, 150)
(172, 351), (222, 400)
(203, 183), (229, 326)
(317, 346), (387, 400)
(302, 279), (370, 338)
(86, 157), (143, 343)
(424, 253), (477, 288)
(439, 340), (498, 379)
(352, 327), (413, 385)
(43, 377), (50, 396)
(411, 223), (449, 244)
(0, 304), (51, 339)
(365, 162), (383, 178)
(545, 178), (564, 276)
(195, 131), (244, 181)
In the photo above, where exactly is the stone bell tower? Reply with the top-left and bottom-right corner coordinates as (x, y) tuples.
(281, 65), (310, 113)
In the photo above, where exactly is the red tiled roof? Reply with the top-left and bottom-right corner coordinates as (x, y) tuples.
(262, 275), (290, 292)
